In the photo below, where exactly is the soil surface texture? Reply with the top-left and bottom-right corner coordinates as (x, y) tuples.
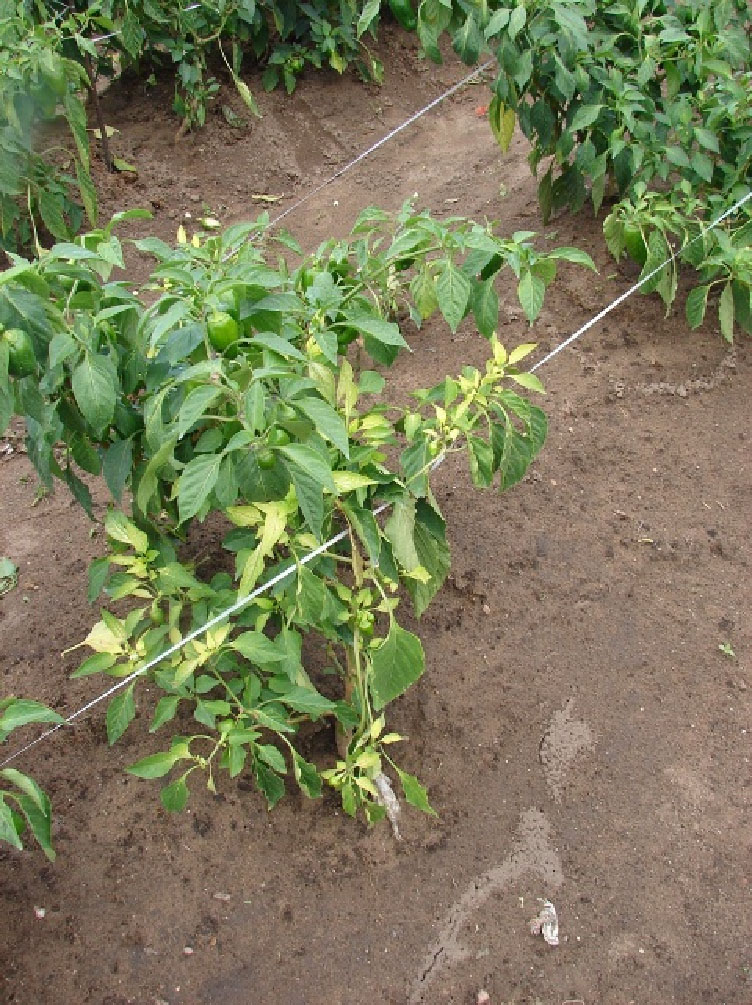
(1, 28), (750, 1005)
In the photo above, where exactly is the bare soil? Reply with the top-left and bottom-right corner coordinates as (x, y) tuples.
(1, 28), (750, 1005)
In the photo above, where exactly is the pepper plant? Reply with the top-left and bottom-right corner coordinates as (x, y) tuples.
(1, 202), (595, 824)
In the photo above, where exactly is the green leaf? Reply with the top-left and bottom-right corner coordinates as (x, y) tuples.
(507, 4), (526, 39)
(233, 75), (262, 117)
(256, 743), (287, 774)
(1, 767), (49, 814)
(127, 750), (182, 779)
(279, 444), (335, 490)
(0, 799), (23, 851)
(517, 271), (546, 322)
(177, 453), (222, 524)
(12, 790), (55, 860)
(87, 556), (110, 603)
(0, 700), (62, 742)
(150, 695), (180, 732)
(39, 191), (68, 241)
(253, 761), (285, 808)
(485, 7), (510, 37)
(471, 278), (499, 338)
(279, 686), (336, 717)
(63, 91), (90, 170)
(76, 161), (98, 227)
(408, 501), (451, 617)
(177, 385), (222, 439)
(293, 396), (350, 457)
(510, 371), (545, 394)
(436, 261), (472, 332)
(71, 651), (117, 678)
(347, 315), (408, 349)
(685, 284), (710, 329)
(452, 15), (483, 63)
(547, 247), (597, 270)
(292, 751), (322, 798)
(342, 501), (382, 567)
(103, 438), (133, 503)
(121, 8), (143, 56)
(47, 332), (77, 369)
(161, 774), (189, 812)
(71, 354), (116, 436)
(0, 348), (11, 436)
(384, 496), (421, 572)
(232, 631), (285, 667)
(280, 445), (334, 539)
(494, 422), (532, 490)
(570, 104), (602, 132)
(370, 623), (425, 710)
(357, 0), (381, 36)
(395, 765), (437, 816)
(106, 683), (136, 745)
(718, 283), (735, 342)
(410, 266), (439, 320)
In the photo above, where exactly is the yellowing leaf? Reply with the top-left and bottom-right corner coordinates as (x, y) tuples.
(508, 342), (537, 365)
(331, 471), (377, 493)
(81, 620), (125, 655)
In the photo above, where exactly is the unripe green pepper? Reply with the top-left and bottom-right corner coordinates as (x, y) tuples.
(388, 0), (417, 32)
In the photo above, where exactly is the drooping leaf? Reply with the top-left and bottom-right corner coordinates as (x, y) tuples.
(436, 261), (472, 332)
(370, 623), (425, 710)
(517, 271), (546, 323)
(407, 500), (451, 617)
(292, 751), (322, 798)
(161, 775), (190, 812)
(71, 354), (116, 435)
(102, 438), (133, 502)
(685, 284), (710, 329)
(718, 282), (735, 342)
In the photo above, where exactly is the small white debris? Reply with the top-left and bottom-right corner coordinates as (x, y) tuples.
(373, 771), (402, 841)
(212, 892), (231, 901)
(477, 990), (491, 1004)
(182, 946), (194, 956)
(33, 906), (46, 919)
(529, 899), (559, 946)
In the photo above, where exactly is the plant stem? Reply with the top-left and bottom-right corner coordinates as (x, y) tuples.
(83, 51), (113, 172)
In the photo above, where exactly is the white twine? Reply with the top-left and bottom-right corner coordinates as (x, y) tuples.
(267, 62), (496, 230)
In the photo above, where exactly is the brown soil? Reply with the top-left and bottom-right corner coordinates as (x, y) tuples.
(1, 28), (750, 1005)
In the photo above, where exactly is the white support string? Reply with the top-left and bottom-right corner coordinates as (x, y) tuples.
(267, 62), (496, 230)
